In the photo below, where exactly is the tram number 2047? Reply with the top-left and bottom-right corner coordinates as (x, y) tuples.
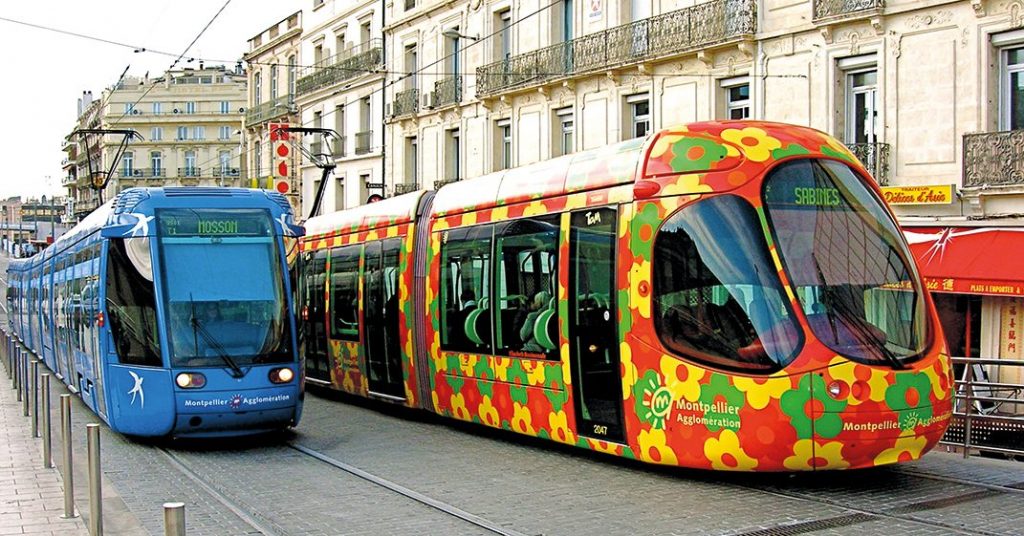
(592, 424), (609, 436)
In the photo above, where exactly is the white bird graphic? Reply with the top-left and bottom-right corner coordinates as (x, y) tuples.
(127, 371), (145, 409)
(276, 213), (291, 234)
(127, 212), (155, 237)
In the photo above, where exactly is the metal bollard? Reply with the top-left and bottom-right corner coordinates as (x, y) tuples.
(60, 394), (77, 519)
(87, 424), (102, 536)
(42, 374), (52, 468)
(21, 353), (29, 417)
(163, 502), (186, 536)
(31, 360), (39, 437)
(11, 346), (18, 393)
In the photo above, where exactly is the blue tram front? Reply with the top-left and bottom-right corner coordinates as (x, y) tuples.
(8, 187), (305, 437)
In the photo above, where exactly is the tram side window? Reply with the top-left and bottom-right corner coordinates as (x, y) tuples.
(493, 216), (560, 359)
(105, 239), (162, 367)
(652, 196), (803, 373)
(440, 225), (493, 354)
(330, 245), (361, 341)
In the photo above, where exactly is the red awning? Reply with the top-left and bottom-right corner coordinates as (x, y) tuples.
(904, 227), (1024, 297)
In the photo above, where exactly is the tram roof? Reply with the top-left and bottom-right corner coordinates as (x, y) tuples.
(304, 190), (427, 237)
(431, 136), (645, 218)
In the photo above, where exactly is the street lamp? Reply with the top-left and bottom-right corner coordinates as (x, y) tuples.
(441, 28), (479, 41)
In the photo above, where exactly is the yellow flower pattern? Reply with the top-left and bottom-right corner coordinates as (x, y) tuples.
(704, 430), (758, 471)
(721, 127), (782, 162)
(637, 428), (678, 465)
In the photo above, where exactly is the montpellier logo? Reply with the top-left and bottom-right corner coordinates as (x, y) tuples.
(127, 371), (145, 409)
(230, 394), (243, 409)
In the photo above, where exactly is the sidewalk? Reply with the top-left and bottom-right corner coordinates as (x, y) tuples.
(0, 366), (88, 536)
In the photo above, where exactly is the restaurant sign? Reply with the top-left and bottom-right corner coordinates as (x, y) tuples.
(880, 185), (954, 205)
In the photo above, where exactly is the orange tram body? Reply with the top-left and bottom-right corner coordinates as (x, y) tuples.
(298, 121), (952, 471)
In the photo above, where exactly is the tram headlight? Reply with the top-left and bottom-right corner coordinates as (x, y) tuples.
(175, 372), (207, 389)
(269, 367), (295, 384)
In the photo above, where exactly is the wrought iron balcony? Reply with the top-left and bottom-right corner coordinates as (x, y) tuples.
(333, 136), (347, 157)
(963, 130), (1024, 188)
(140, 168), (166, 178)
(245, 94), (295, 126)
(391, 89), (419, 118)
(394, 182), (420, 195)
(813, 0), (884, 22)
(433, 76), (462, 108)
(355, 131), (373, 155)
(178, 167), (202, 178)
(846, 142), (890, 186)
(434, 177), (461, 188)
(296, 39), (383, 95)
(212, 167), (241, 178)
(476, 0), (756, 98)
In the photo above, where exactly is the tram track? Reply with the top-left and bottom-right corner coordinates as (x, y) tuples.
(154, 440), (528, 536)
(727, 465), (1024, 536)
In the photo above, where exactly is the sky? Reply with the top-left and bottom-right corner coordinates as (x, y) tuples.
(0, 0), (301, 202)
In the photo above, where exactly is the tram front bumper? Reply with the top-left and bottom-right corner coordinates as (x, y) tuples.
(173, 385), (300, 437)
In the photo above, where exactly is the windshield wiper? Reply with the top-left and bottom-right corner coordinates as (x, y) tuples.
(189, 298), (245, 378)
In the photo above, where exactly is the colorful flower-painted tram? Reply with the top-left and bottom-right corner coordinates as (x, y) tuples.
(7, 187), (305, 437)
(299, 121), (953, 470)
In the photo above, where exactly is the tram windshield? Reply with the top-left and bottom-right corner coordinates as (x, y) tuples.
(653, 195), (804, 373)
(763, 159), (930, 367)
(157, 209), (293, 368)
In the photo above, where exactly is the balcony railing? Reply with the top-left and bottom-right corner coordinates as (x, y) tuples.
(178, 167), (202, 178)
(964, 130), (1024, 188)
(391, 88), (419, 118)
(296, 39), (383, 95)
(394, 182), (420, 195)
(434, 178), (461, 188)
(355, 131), (373, 155)
(145, 168), (166, 178)
(212, 167), (241, 178)
(245, 94), (294, 126)
(813, 0), (884, 22)
(333, 136), (347, 157)
(476, 0), (756, 98)
(433, 76), (462, 108)
(846, 142), (890, 186)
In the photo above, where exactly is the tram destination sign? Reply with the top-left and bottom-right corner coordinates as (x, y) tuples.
(157, 209), (272, 237)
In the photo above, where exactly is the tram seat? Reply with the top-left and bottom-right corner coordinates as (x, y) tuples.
(533, 298), (558, 352)
(465, 298), (491, 349)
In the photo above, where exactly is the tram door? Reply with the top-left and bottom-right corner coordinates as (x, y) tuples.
(568, 208), (625, 443)
(303, 250), (331, 383)
(363, 239), (405, 399)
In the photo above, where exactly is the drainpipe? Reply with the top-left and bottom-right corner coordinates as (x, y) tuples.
(380, 0), (387, 200)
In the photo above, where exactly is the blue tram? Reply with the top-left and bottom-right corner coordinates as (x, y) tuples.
(7, 187), (305, 437)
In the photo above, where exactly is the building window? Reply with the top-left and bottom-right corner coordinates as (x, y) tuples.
(219, 151), (231, 174)
(185, 101), (197, 114)
(176, 126), (187, 141)
(496, 119), (512, 171)
(721, 77), (750, 120)
(124, 103), (135, 115)
(254, 141), (262, 177)
(846, 69), (878, 143)
(314, 43), (324, 65)
(184, 151), (197, 176)
(405, 136), (418, 186)
(626, 93), (650, 140)
(496, 9), (512, 61)
(1003, 46), (1024, 130)
(405, 44), (418, 90)
(151, 151), (162, 176)
(447, 128), (461, 181)
(555, 107), (574, 156)
(150, 127), (163, 141)
(152, 102), (162, 114)
(220, 101), (230, 114)
(334, 177), (345, 210)
(191, 126), (205, 140)
(122, 152), (134, 175)
(287, 55), (297, 96)
(270, 64), (279, 101)
(254, 71), (262, 105)
(219, 126), (231, 140)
